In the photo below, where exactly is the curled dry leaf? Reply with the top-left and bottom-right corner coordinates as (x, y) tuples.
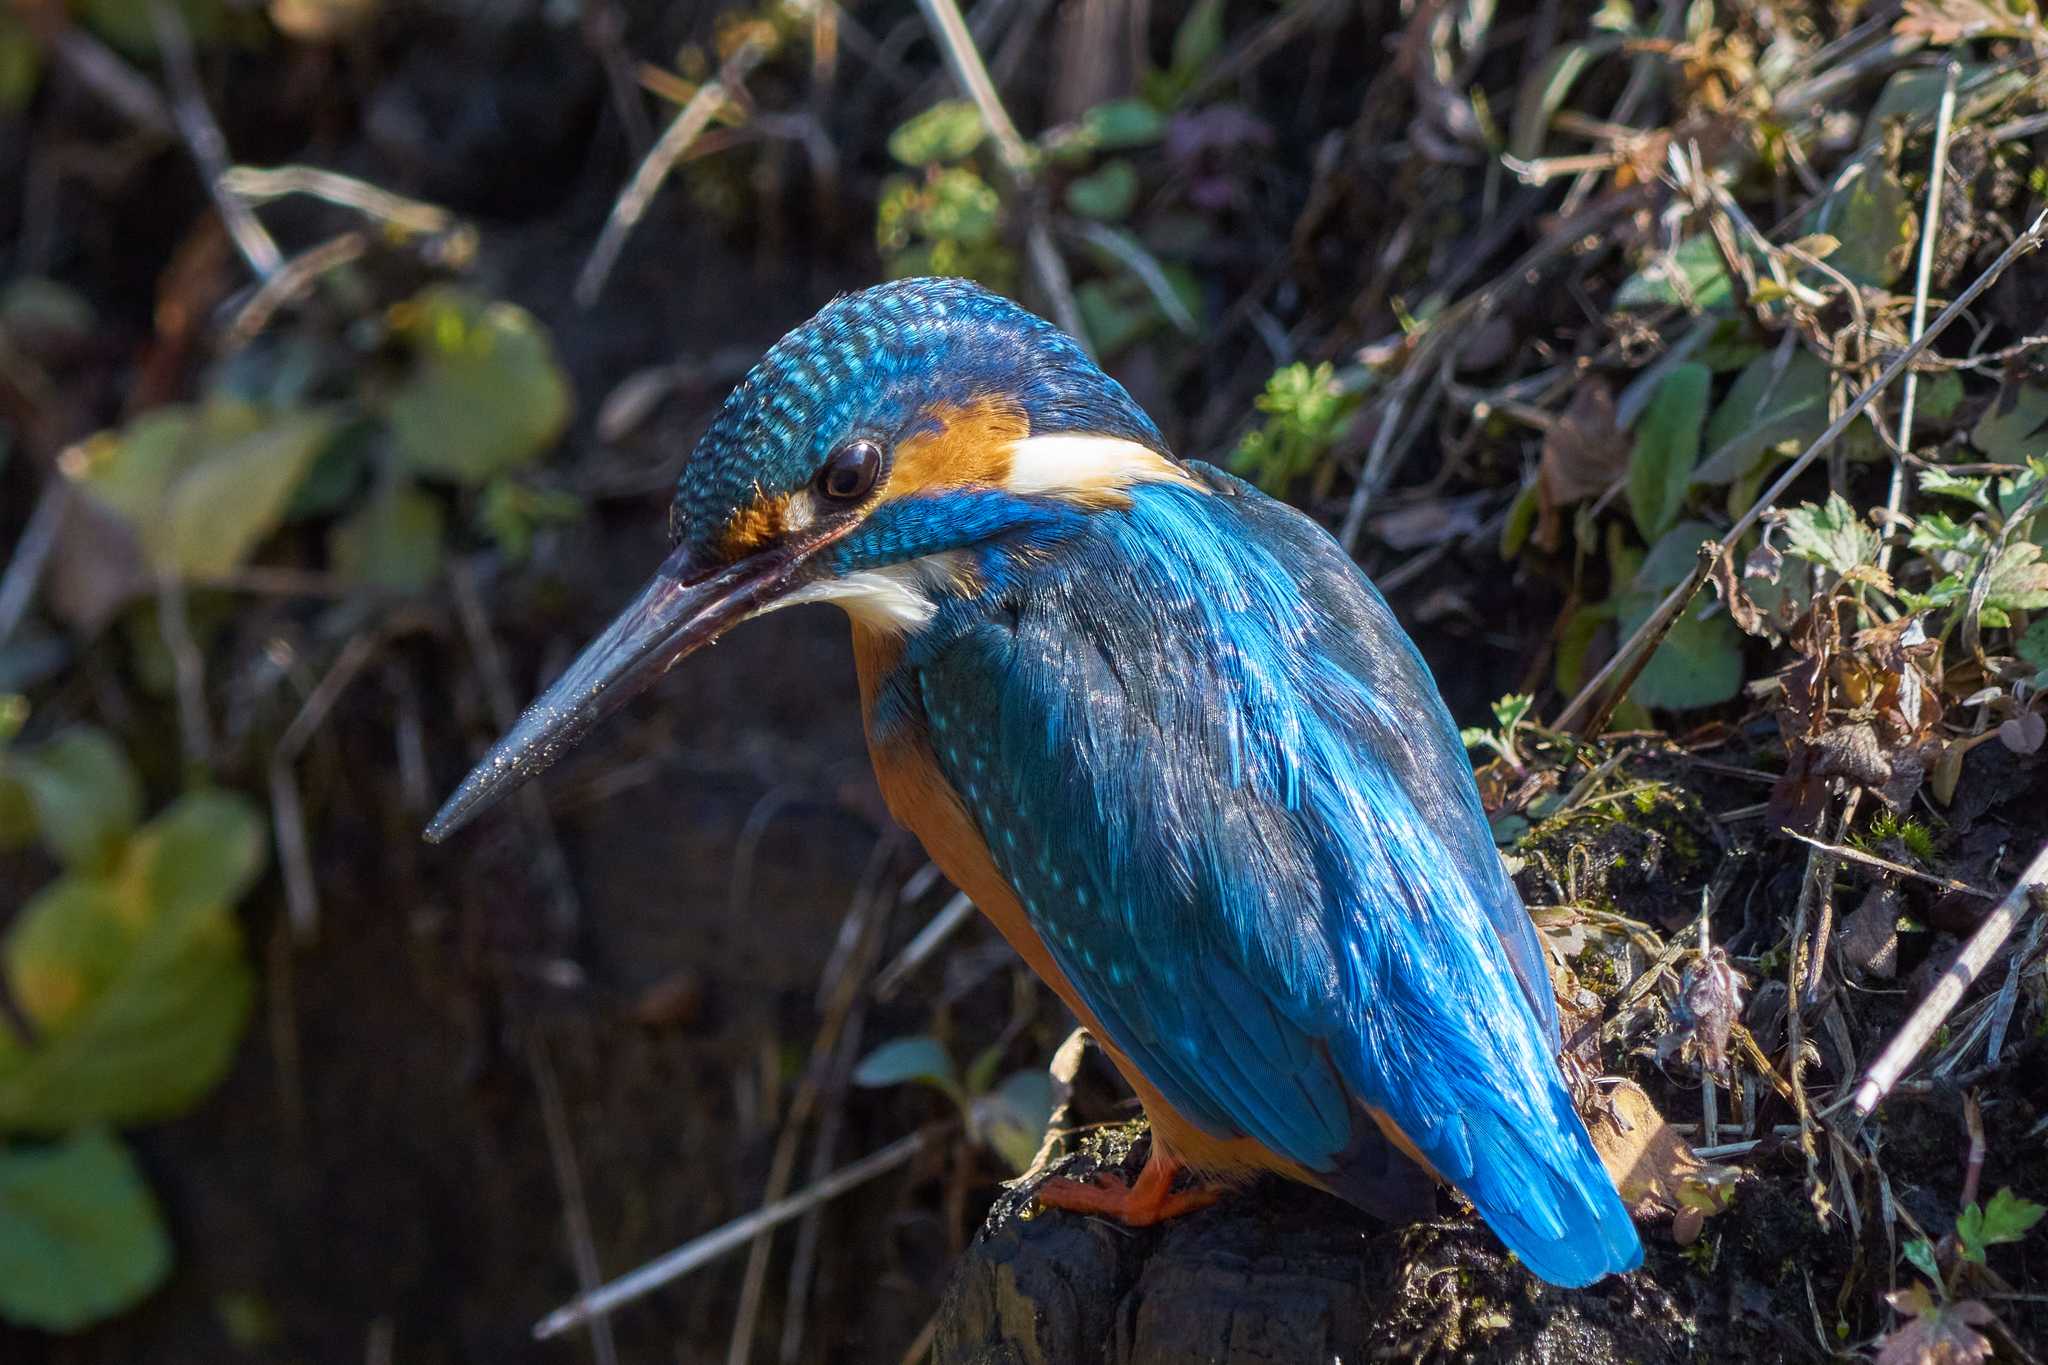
(1586, 1079), (1739, 1240)
(1877, 1283), (1995, 1365)
(1535, 378), (1629, 552)
(1674, 948), (1745, 1077)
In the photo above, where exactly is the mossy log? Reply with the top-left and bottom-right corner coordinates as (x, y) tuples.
(932, 1124), (1703, 1365)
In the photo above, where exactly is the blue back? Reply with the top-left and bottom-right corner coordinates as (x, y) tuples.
(882, 465), (1640, 1287)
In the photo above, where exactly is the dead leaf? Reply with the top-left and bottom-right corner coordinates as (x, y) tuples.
(1876, 1284), (1995, 1365)
(1587, 1079), (1740, 1227)
(1535, 378), (1629, 551)
(1674, 948), (1745, 1076)
(1838, 883), (1902, 979)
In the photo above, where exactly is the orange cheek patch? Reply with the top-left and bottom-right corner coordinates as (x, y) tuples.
(716, 491), (791, 557)
(883, 397), (1027, 500)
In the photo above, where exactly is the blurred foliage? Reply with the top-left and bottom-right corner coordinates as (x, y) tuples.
(62, 285), (573, 596)
(0, 721), (263, 1331)
(853, 1033), (1054, 1175)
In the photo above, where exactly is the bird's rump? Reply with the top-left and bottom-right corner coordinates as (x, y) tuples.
(903, 466), (1639, 1286)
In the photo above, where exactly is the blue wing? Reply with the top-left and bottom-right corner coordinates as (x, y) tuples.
(903, 467), (1639, 1287)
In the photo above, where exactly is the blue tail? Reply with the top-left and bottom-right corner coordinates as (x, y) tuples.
(1452, 1091), (1642, 1287)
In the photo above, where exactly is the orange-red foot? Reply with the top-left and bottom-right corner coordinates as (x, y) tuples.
(1034, 1144), (1223, 1227)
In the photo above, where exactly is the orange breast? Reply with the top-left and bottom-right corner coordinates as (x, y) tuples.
(848, 622), (1304, 1185)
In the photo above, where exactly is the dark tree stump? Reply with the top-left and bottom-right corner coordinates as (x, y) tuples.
(933, 1124), (1705, 1365)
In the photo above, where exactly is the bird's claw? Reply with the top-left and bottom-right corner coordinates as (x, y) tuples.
(1033, 1146), (1221, 1226)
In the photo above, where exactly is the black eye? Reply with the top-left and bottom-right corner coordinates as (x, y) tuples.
(818, 439), (883, 501)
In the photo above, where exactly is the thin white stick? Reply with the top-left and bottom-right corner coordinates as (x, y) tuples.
(874, 890), (978, 1001)
(912, 0), (1089, 350)
(532, 1128), (936, 1340)
(1876, 61), (1959, 576)
(1853, 838), (2048, 1116)
(575, 38), (770, 307)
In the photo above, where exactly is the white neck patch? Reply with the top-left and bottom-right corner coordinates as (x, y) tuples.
(1003, 434), (1196, 502)
(759, 553), (969, 634)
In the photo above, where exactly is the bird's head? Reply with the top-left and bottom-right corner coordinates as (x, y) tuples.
(426, 276), (1189, 841)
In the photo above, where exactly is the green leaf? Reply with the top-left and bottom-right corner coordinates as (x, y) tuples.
(162, 409), (337, 578)
(1490, 694), (1535, 731)
(1508, 39), (1622, 162)
(1919, 467), (1994, 512)
(1908, 511), (1986, 558)
(4, 728), (142, 873)
(1693, 348), (1832, 485)
(1780, 493), (1876, 576)
(1903, 1237), (1941, 1284)
(0, 791), (262, 1130)
(1616, 234), (1740, 312)
(1081, 98), (1165, 150)
(1064, 159), (1139, 221)
(68, 402), (337, 579)
(851, 1035), (960, 1098)
(887, 100), (987, 166)
(972, 1068), (1055, 1173)
(0, 1128), (172, 1332)
(1617, 521), (1743, 711)
(1169, 0), (1224, 81)
(329, 484), (444, 593)
(1973, 382), (2048, 462)
(1917, 370), (1966, 424)
(1977, 1187), (2047, 1246)
(1811, 155), (1915, 288)
(1982, 542), (2048, 618)
(2018, 618), (2048, 671)
(1627, 362), (1711, 539)
(384, 288), (573, 486)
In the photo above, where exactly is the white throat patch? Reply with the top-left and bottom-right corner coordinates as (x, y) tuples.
(758, 553), (970, 633)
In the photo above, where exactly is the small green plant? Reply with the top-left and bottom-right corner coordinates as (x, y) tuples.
(0, 716), (266, 1331)
(1460, 693), (1537, 770)
(851, 1034), (1055, 1174)
(1886, 1187), (2044, 1363)
(1230, 362), (1362, 494)
(1866, 808), (1937, 863)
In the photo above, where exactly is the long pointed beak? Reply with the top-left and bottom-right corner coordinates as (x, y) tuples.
(424, 541), (794, 843)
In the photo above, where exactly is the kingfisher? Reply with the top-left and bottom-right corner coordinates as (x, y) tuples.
(426, 277), (1642, 1287)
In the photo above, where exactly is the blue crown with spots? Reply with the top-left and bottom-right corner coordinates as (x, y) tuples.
(670, 278), (1169, 546)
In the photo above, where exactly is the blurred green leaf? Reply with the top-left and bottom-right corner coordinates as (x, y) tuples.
(851, 1035), (960, 1099)
(0, 792), (262, 1131)
(887, 100), (987, 166)
(1971, 381), (2048, 462)
(1627, 362), (1711, 539)
(4, 729), (141, 873)
(0, 14), (40, 111)
(0, 1128), (171, 1332)
(2017, 618), (2048, 671)
(1169, 0), (1224, 82)
(1812, 156), (1914, 288)
(1509, 39), (1622, 162)
(1902, 1236), (1941, 1284)
(1693, 348), (1832, 485)
(1081, 98), (1166, 150)
(77, 0), (226, 57)
(384, 288), (572, 486)
(1064, 159), (1139, 220)
(329, 484), (444, 594)
(1916, 370), (1966, 424)
(164, 410), (338, 578)
(69, 402), (337, 580)
(973, 1069), (1055, 1173)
